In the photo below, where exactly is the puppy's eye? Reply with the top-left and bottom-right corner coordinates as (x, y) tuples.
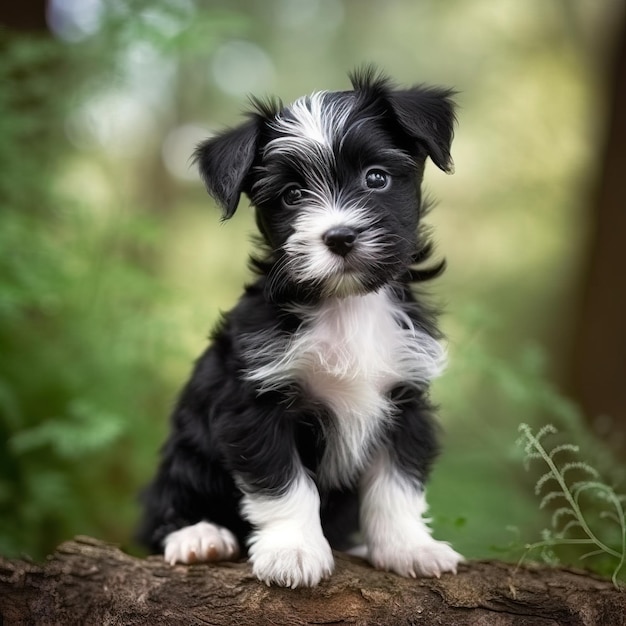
(365, 169), (390, 190)
(282, 186), (304, 207)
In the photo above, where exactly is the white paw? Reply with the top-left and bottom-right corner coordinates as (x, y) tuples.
(369, 536), (463, 578)
(345, 543), (368, 559)
(248, 528), (334, 588)
(164, 521), (240, 565)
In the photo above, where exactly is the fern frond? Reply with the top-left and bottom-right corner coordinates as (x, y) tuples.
(600, 511), (620, 525)
(539, 546), (560, 565)
(516, 423), (626, 587)
(540, 490), (566, 509)
(579, 549), (607, 561)
(548, 443), (579, 458)
(522, 451), (543, 470)
(535, 424), (557, 441)
(558, 519), (583, 538)
(551, 507), (576, 529)
(535, 471), (558, 495)
(572, 481), (615, 502)
(559, 462), (599, 479)
(524, 451), (544, 461)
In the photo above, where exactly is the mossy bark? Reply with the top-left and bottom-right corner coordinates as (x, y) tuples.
(0, 536), (624, 625)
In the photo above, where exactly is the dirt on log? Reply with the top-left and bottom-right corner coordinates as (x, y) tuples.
(0, 536), (624, 625)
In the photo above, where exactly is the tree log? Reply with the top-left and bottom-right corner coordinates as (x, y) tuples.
(0, 536), (623, 625)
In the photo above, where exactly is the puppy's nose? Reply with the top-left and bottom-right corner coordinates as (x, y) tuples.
(323, 226), (358, 257)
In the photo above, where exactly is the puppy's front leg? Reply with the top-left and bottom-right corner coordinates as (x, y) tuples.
(360, 447), (462, 578)
(221, 404), (333, 588)
(239, 470), (334, 588)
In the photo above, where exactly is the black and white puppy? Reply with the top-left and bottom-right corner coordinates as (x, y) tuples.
(138, 69), (463, 588)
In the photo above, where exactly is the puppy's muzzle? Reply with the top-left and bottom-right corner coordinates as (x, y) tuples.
(323, 226), (358, 258)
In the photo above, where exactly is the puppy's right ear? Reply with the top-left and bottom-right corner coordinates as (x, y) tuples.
(194, 117), (261, 219)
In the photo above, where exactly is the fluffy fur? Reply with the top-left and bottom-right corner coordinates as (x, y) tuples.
(137, 68), (463, 587)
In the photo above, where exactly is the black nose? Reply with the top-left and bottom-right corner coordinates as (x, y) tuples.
(323, 226), (358, 257)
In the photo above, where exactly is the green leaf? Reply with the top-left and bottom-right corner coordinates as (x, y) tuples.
(9, 400), (125, 459)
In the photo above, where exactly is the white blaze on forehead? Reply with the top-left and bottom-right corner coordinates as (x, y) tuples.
(266, 91), (355, 154)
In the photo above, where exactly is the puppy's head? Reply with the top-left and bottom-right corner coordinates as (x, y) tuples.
(195, 69), (456, 300)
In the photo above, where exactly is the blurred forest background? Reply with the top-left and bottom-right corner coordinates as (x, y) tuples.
(1, 0), (626, 579)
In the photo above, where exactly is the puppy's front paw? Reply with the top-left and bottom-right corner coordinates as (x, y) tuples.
(370, 536), (463, 578)
(248, 529), (334, 588)
(164, 521), (240, 565)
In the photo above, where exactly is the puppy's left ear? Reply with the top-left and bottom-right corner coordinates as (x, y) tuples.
(388, 87), (457, 173)
(194, 117), (261, 219)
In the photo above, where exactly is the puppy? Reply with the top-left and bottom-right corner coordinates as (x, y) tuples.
(138, 69), (463, 588)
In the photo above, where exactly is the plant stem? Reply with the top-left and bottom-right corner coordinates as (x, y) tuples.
(526, 429), (621, 560)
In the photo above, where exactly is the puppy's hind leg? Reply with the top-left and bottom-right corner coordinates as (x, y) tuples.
(164, 521), (240, 565)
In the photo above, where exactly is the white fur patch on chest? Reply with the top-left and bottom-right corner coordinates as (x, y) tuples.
(243, 289), (445, 486)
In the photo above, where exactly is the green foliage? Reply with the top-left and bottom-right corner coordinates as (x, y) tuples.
(10, 400), (124, 459)
(430, 308), (624, 569)
(0, 1), (620, 568)
(517, 424), (626, 586)
(0, 1), (253, 561)
(0, 33), (167, 558)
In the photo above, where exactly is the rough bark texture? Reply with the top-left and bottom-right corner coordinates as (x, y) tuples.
(0, 537), (624, 625)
